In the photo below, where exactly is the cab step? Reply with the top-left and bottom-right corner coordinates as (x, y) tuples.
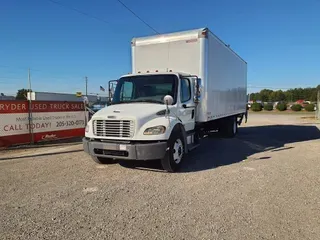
(187, 143), (200, 152)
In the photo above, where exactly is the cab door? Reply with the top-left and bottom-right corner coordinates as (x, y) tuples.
(178, 77), (196, 132)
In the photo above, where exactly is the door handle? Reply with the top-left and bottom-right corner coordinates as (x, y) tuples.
(192, 110), (195, 119)
(182, 104), (194, 109)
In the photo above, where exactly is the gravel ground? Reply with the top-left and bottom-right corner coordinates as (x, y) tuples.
(1, 113), (320, 240)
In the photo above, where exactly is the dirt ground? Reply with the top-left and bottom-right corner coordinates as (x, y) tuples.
(1, 113), (320, 240)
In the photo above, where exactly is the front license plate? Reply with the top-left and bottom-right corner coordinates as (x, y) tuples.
(102, 144), (118, 151)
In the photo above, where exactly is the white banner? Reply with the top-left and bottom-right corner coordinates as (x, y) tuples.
(0, 111), (86, 137)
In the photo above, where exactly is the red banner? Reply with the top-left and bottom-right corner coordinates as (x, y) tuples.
(0, 101), (87, 148)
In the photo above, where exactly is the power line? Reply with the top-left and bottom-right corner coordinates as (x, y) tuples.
(46, 0), (110, 25)
(46, 0), (159, 35)
(0, 76), (25, 80)
(115, 0), (159, 34)
(0, 64), (31, 71)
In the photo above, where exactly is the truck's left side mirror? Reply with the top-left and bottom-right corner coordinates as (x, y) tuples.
(193, 77), (201, 103)
(108, 80), (118, 104)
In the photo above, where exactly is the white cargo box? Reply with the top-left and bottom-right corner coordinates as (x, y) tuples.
(131, 28), (247, 123)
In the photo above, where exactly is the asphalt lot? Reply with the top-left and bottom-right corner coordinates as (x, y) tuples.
(1, 113), (320, 240)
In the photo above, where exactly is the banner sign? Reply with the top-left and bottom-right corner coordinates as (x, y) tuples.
(0, 101), (87, 147)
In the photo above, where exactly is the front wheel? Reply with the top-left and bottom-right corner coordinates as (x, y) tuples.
(161, 133), (185, 172)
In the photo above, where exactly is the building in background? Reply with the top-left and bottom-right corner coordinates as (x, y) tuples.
(0, 93), (15, 100)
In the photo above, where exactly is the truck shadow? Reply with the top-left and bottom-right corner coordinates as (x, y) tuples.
(121, 124), (320, 172)
(179, 124), (320, 173)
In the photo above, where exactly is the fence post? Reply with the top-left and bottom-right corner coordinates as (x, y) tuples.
(28, 68), (34, 144)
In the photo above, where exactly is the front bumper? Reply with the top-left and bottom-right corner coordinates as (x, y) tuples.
(83, 138), (167, 160)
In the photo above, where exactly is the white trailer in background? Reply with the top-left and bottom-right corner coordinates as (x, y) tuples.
(84, 28), (247, 172)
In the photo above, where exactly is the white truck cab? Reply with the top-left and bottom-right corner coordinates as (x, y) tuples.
(83, 28), (247, 172)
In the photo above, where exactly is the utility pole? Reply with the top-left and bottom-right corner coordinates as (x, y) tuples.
(317, 90), (320, 120)
(85, 76), (88, 96)
(28, 68), (32, 92)
(84, 76), (88, 125)
(28, 68), (34, 144)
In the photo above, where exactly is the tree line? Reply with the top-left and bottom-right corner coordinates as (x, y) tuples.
(250, 85), (320, 103)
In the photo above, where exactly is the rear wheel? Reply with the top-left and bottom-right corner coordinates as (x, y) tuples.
(91, 156), (116, 164)
(220, 116), (238, 138)
(161, 133), (184, 172)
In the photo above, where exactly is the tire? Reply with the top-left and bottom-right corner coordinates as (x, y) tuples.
(161, 133), (185, 172)
(91, 156), (116, 164)
(220, 116), (238, 138)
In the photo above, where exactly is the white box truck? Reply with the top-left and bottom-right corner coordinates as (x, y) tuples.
(83, 28), (247, 172)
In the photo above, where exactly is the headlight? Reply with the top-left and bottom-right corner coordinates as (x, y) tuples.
(143, 125), (166, 135)
(85, 124), (90, 133)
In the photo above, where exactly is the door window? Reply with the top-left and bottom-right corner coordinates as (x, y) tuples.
(180, 78), (191, 103)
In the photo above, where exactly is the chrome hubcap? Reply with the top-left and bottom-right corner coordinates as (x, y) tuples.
(173, 139), (183, 164)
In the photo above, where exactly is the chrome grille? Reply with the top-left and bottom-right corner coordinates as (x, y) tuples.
(93, 120), (134, 138)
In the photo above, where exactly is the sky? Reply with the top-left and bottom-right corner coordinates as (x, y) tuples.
(0, 0), (320, 96)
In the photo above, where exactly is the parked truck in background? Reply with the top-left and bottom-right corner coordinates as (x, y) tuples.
(83, 28), (247, 172)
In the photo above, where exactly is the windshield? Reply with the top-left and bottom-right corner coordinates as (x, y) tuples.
(112, 74), (178, 105)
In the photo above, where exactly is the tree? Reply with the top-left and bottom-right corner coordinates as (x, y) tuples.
(250, 93), (260, 101)
(250, 85), (319, 103)
(270, 90), (286, 102)
(276, 102), (287, 111)
(251, 102), (262, 111)
(310, 91), (317, 102)
(305, 104), (315, 112)
(284, 91), (293, 102)
(264, 103), (273, 111)
(16, 89), (29, 100)
(260, 89), (273, 102)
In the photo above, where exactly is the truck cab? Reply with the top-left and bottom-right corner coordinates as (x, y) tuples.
(83, 72), (201, 172)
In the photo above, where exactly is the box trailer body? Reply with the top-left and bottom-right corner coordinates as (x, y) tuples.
(131, 28), (247, 123)
(83, 28), (248, 172)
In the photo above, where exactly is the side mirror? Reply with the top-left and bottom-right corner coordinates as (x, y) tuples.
(108, 80), (118, 102)
(163, 95), (174, 105)
(193, 77), (201, 103)
(82, 96), (89, 105)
